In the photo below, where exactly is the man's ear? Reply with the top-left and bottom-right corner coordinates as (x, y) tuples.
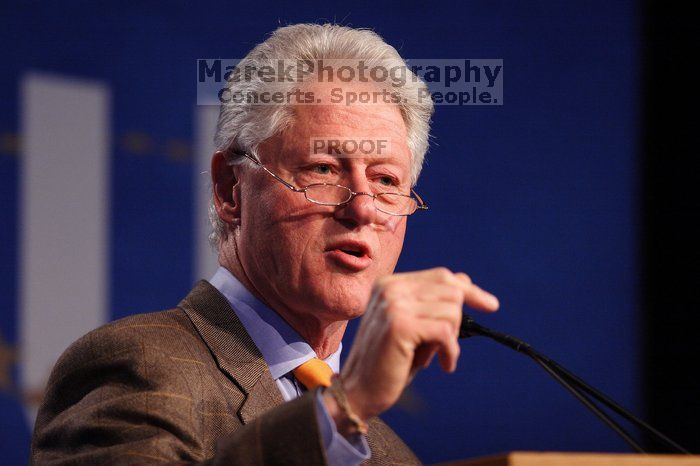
(211, 151), (241, 225)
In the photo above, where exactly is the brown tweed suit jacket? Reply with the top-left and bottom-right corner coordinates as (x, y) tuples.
(30, 281), (422, 465)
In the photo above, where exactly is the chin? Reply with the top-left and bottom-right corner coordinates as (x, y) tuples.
(309, 276), (373, 321)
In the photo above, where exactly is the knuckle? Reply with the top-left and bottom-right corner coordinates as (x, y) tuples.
(373, 277), (394, 297)
(374, 276), (390, 291)
(383, 299), (404, 317)
(377, 282), (400, 303)
(433, 267), (454, 283)
(455, 272), (472, 285)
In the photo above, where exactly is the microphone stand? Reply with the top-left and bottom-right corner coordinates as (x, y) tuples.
(459, 315), (691, 454)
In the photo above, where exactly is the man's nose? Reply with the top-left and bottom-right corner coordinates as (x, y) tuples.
(333, 177), (378, 227)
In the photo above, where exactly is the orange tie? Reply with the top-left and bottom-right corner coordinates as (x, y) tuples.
(293, 358), (334, 390)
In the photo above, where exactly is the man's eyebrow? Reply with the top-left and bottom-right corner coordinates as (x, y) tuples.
(364, 158), (411, 178)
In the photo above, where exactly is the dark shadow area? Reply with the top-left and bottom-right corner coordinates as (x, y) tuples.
(642, 0), (700, 453)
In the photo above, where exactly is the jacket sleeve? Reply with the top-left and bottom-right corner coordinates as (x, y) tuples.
(30, 325), (328, 466)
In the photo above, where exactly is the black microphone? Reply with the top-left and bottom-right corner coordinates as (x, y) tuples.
(459, 313), (691, 454)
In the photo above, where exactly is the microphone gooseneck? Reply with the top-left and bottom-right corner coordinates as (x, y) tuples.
(459, 314), (691, 455)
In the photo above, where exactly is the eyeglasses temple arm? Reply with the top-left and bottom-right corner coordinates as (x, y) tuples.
(411, 188), (429, 210)
(231, 150), (305, 193)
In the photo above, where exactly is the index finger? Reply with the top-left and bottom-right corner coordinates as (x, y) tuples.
(452, 272), (499, 312)
(388, 267), (500, 312)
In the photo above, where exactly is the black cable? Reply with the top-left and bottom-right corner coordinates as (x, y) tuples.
(460, 320), (644, 452)
(530, 354), (645, 453)
(460, 315), (691, 454)
(536, 353), (691, 454)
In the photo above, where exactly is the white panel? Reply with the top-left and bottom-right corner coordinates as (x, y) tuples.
(194, 105), (220, 281)
(19, 74), (110, 419)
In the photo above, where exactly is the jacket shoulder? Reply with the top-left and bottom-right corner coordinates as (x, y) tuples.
(37, 307), (212, 419)
(54, 309), (200, 372)
(69, 307), (202, 355)
(32, 306), (236, 464)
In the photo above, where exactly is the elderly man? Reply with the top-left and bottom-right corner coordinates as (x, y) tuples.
(31, 24), (499, 465)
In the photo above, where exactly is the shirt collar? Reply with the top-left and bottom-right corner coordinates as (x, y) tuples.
(208, 266), (341, 380)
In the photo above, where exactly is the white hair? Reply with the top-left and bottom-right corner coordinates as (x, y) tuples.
(209, 23), (434, 248)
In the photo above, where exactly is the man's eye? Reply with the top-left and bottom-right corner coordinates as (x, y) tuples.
(311, 164), (332, 175)
(378, 176), (398, 186)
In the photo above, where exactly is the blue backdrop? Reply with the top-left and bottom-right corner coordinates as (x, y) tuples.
(0, 1), (639, 464)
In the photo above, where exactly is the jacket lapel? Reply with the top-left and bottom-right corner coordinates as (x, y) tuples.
(178, 280), (285, 424)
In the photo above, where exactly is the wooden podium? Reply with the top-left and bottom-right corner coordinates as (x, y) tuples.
(442, 452), (700, 466)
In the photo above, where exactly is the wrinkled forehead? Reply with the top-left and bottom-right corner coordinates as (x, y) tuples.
(277, 80), (411, 164)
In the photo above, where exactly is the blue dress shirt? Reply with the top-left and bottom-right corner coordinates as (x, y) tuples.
(209, 266), (370, 465)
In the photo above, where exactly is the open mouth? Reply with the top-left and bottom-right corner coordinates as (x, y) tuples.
(326, 240), (371, 259)
(325, 240), (373, 271)
(339, 248), (364, 257)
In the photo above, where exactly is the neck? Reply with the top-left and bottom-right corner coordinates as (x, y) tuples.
(219, 232), (346, 359)
(275, 313), (347, 360)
